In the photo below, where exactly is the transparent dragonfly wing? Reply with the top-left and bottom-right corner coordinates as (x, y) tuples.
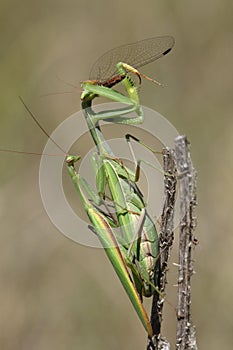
(89, 36), (175, 81)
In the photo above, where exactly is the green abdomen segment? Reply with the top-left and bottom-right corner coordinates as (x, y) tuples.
(104, 159), (159, 298)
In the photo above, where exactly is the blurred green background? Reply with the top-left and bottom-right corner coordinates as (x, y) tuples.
(0, 1), (233, 349)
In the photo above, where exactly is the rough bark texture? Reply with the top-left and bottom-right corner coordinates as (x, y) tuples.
(174, 136), (198, 350)
(147, 137), (198, 350)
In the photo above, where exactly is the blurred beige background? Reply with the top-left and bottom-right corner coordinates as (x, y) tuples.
(0, 1), (233, 349)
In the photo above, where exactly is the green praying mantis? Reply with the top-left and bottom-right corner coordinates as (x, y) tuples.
(66, 36), (175, 337)
(0, 36), (175, 338)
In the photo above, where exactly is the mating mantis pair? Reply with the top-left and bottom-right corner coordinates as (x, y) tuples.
(66, 36), (175, 337)
(1, 36), (174, 338)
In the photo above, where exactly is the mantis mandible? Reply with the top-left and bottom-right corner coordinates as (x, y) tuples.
(66, 36), (175, 337)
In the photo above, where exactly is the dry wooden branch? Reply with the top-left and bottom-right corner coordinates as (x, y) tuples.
(174, 136), (198, 350)
(147, 137), (198, 350)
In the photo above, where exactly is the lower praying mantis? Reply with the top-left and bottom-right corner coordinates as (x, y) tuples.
(66, 58), (173, 336)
